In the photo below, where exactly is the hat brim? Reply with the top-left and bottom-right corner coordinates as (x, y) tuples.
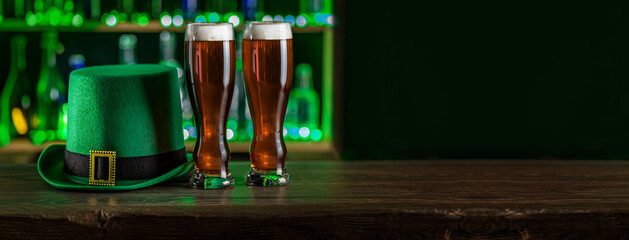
(37, 144), (194, 190)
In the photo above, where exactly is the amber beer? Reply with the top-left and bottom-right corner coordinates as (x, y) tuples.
(243, 22), (294, 187)
(185, 23), (236, 189)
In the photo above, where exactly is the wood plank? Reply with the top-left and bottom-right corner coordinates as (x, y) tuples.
(1, 160), (629, 238)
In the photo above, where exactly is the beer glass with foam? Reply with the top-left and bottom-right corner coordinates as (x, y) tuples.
(243, 22), (294, 187)
(185, 23), (236, 189)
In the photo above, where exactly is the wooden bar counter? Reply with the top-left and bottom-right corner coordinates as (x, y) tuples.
(1, 160), (629, 239)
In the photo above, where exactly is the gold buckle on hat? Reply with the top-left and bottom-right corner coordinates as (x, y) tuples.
(89, 150), (116, 186)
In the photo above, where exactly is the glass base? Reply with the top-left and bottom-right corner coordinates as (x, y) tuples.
(189, 171), (234, 189)
(246, 168), (290, 187)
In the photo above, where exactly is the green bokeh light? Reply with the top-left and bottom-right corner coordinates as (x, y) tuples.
(288, 127), (299, 139)
(26, 12), (37, 26)
(227, 120), (238, 130)
(118, 13), (127, 23)
(314, 13), (323, 24)
(209, 12), (219, 22)
(46, 130), (55, 141)
(172, 15), (184, 27)
(296, 14), (307, 27)
(228, 15), (240, 27)
(48, 7), (62, 26)
(62, 12), (73, 26)
(195, 15), (206, 22)
(31, 130), (46, 145)
(285, 15), (295, 26)
(71, 14), (83, 27)
(105, 15), (117, 27)
(36, 12), (43, 24)
(138, 14), (149, 26)
(63, 1), (74, 12)
(183, 129), (190, 140)
(299, 127), (310, 138)
(226, 129), (235, 140)
(0, 15), (3, 24)
(160, 14), (172, 27)
(311, 129), (322, 141)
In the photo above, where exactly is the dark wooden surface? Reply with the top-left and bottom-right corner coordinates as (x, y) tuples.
(2, 160), (629, 239)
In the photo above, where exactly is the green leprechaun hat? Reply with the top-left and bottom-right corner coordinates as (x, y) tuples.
(37, 64), (193, 190)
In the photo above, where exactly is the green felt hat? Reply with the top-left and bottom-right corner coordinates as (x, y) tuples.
(37, 64), (193, 190)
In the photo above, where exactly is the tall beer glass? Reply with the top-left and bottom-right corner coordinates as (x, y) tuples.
(243, 22), (293, 187)
(185, 23), (236, 189)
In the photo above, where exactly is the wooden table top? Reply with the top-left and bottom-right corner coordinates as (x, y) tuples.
(2, 160), (629, 239)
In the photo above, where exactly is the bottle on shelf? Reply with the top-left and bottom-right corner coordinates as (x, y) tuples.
(285, 63), (321, 141)
(4, 0), (14, 20)
(119, 34), (137, 64)
(32, 31), (68, 145)
(150, 0), (162, 19)
(182, 0), (198, 19)
(14, 0), (25, 18)
(158, 31), (195, 141)
(89, 0), (101, 19)
(228, 32), (253, 142)
(300, 0), (322, 14)
(0, 35), (34, 146)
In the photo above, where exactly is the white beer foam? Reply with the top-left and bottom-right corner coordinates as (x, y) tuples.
(185, 23), (234, 41)
(243, 22), (292, 40)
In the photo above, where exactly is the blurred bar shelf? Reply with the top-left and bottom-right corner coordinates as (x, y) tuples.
(0, 19), (331, 33)
(186, 141), (332, 154)
(0, 138), (333, 163)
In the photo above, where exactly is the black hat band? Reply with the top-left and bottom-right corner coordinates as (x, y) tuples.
(63, 148), (187, 181)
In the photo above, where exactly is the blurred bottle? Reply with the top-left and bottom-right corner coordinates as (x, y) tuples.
(300, 0), (322, 13)
(44, 0), (64, 26)
(228, 32), (252, 142)
(89, 0), (101, 19)
(60, 0), (73, 26)
(119, 34), (137, 64)
(182, 0), (197, 19)
(242, 0), (257, 21)
(159, 31), (195, 141)
(242, 0), (264, 20)
(4, 0), (14, 19)
(15, 0), (25, 18)
(228, 58), (253, 142)
(0, 35), (34, 146)
(0, 1), (3, 23)
(285, 63), (320, 141)
(151, 0), (162, 19)
(121, 0), (133, 16)
(33, 31), (68, 144)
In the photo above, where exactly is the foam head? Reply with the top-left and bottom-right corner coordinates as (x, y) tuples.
(185, 23), (234, 41)
(243, 22), (293, 40)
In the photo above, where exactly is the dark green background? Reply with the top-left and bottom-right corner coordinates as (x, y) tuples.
(340, 3), (629, 159)
(2, 2), (629, 160)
